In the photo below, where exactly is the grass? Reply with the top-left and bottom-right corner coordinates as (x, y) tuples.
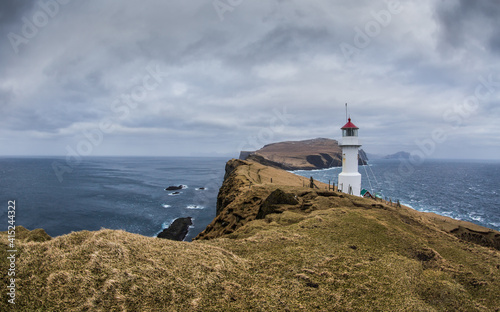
(2, 210), (500, 311)
(1, 160), (499, 311)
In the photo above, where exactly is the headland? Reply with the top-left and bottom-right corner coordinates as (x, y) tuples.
(241, 138), (367, 170)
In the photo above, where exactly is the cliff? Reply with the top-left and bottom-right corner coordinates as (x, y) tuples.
(195, 159), (328, 240)
(2, 161), (500, 311)
(242, 138), (367, 170)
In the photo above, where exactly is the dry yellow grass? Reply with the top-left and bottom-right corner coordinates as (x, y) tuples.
(1, 159), (499, 311)
(1, 227), (250, 311)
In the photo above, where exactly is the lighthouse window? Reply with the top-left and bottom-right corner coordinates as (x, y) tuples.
(343, 129), (358, 137)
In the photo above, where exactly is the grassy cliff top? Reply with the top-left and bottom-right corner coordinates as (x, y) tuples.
(2, 160), (500, 311)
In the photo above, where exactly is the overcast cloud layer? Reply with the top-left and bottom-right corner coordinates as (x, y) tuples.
(1, 0), (499, 159)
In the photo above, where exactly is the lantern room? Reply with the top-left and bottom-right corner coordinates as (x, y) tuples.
(341, 118), (359, 137)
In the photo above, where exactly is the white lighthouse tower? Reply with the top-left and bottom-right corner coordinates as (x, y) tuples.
(338, 117), (362, 196)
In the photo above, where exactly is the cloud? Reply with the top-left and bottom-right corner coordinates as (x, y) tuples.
(0, 1), (36, 28)
(0, 0), (499, 158)
(435, 0), (500, 54)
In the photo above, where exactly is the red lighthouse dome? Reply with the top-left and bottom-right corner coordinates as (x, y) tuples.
(341, 118), (359, 129)
(341, 118), (359, 137)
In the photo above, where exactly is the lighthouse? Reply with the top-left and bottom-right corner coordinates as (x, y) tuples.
(338, 117), (362, 196)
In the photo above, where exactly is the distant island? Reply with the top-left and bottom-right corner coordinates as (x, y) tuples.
(366, 151), (411, 160)
(240, 138), (367, 170)
(384, 151), (411, 159)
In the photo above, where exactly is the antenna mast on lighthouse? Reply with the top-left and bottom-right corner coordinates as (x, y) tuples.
(345, 103), (348, 122)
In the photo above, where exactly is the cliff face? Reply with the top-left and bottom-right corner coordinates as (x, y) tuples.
(3, 160), (500, 311)
(243, 138), (366, 170)
(196, 159), (324, 240)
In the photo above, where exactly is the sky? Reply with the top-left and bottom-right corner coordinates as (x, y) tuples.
(1, 0), (499, 159)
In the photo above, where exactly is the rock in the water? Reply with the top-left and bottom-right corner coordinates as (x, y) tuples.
(165, 185), (183, 191)
(157, 217), (193, 241)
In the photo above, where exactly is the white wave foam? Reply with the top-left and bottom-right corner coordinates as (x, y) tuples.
(161, 219), (176, 229)
(182, 185), (188, 189)
(186, 205), (205, 210)
(490, 222), (500, 228)
(401, 202), (414, 209)
(468, 214), (484, 222)
(440, 211), (454, 217)
(290, 167), (340, 173)
(162, 204), (171, 208)
(168, 192), (182, 196)
(195, 187), (208, 191)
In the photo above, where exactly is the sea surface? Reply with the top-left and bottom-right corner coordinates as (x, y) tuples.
(0, 157), (226, 241)
(0, 157), (499, 241)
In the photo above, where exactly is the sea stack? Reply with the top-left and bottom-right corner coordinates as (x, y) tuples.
(157, 217), (193, 241)
(338, 117), (362, 196)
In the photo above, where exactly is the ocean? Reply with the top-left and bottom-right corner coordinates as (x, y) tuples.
(1, 157), (499, 241)
(0, 157), (226, 241)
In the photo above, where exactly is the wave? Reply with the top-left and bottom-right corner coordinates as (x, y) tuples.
(160, 218), (176, 231)
(168, 192), (182, 196)
(162, 204), (171, 208)
(290, 167), (341, 174)
(468, 213), (485, 223)
(401, 202), (414, 209)
(490, 222), (500, 229)
(182, 185), (188, 189)
(186, 205), (205, 210)
(195, 187), (208, 191)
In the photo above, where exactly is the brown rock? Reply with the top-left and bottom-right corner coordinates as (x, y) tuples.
(256, 189), (299, 219)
